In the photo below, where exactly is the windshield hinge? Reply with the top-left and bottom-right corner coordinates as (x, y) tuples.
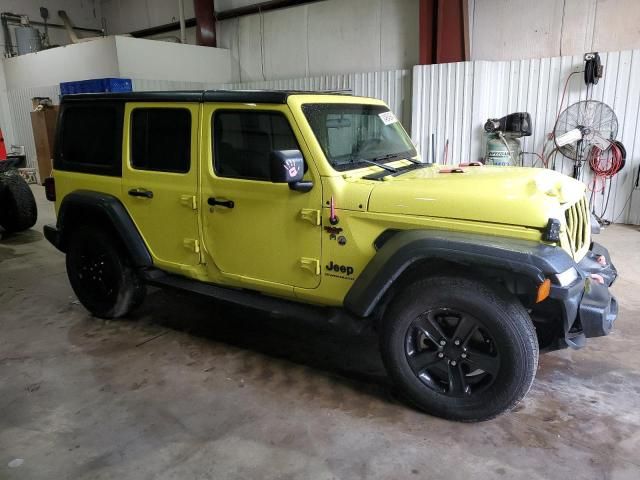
(299, 257), (320, 275)
(180, 195), (197, 210)
(183, 238), (200, 254)
(300, 208), (321, 226)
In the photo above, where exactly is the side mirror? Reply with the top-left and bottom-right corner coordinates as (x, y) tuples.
(269, 150), (313, 193)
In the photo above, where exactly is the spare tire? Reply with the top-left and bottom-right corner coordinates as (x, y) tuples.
(0, 173), (38, 232)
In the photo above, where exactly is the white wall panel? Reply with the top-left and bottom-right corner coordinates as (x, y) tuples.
(471, 0), (640, 61)
(215, 0), (265, 11)
(100, 0), (194, 35)
(472, 0), (564, 61)
(131, 78), (207, 91)
(216, 0), (418, 82)
(114, 36), (232, 84)
(2, 39), (120, 90)
(412, 51), (640, 224)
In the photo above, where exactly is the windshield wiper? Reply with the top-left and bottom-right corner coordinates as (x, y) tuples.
(350, 152), (427, 178)
(369, 152), (425, 166)
(360, 154), (432, 181)
(353, 157), (398, 172)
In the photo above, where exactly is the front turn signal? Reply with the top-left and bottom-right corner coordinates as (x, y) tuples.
(536, 278), (551, 303)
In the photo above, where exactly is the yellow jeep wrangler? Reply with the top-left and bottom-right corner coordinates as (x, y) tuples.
(44, 90), (617, 421)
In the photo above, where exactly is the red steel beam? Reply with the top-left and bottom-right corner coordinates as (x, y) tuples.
(419, 0), (435, 65)
(436, 0), (465, 63)
(419, 0), (466, 64)
(194, 0), (216, 47)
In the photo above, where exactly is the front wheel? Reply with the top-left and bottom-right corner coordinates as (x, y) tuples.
(380, 275), (538, 422)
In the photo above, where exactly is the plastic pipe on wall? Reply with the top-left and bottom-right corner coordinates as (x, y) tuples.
(178, 0), (186, 44)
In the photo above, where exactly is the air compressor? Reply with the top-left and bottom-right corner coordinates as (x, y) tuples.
(483, 112), (532, 166)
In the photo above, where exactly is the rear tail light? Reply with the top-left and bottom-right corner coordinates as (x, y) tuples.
(44, 176), (56, 201)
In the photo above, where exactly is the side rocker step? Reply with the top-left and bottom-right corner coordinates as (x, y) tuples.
(139, 268), (368, 334)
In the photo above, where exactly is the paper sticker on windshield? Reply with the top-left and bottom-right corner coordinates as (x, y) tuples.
(378, 111), (398, 126)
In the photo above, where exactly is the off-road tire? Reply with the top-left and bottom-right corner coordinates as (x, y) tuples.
(380, 275), (538, 422)
(0, 173), (37, 232)
(66, 226), (146, 319)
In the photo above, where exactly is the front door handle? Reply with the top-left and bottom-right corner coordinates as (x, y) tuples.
(128, 188), (153, 199)
(207, 197), (234, 209)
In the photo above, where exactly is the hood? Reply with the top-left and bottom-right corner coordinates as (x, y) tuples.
(366, 165), (586, 229)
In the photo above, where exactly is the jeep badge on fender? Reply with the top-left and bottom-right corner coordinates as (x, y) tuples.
(325, 261), (354, 276)
(44, 89), (617, 422)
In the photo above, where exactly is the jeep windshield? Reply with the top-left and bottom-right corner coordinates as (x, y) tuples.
(302, 104), (418, 172)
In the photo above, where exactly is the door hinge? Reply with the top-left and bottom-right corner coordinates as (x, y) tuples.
(300, 208), (321, 226)
(299, 257), (320, 275)
(183, 238), (200, 253)
(180, 195), (197, 210)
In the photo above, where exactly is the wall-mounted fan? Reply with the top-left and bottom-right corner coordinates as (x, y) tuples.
(554, 100), (618, 161)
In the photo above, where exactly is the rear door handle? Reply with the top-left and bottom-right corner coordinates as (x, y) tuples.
(207, 197), (234, 209)
(128, 188), (153, 199)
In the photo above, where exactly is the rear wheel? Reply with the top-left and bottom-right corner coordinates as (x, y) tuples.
(380, 275), (538, 421)
(0, 173), (37, 232)
(66, 226), (146, 319)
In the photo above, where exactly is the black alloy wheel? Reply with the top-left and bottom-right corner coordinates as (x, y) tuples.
(380, 275), (538, 422)
(405, 308), (500, 397)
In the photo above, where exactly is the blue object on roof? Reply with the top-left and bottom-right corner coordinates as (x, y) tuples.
(60, 78), (133, 95)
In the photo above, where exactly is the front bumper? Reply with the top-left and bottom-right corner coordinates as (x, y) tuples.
(549, 242), (618, 349)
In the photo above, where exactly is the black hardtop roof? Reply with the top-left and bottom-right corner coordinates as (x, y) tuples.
(60, 89), (353, 104)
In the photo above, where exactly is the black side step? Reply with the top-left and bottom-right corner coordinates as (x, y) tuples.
(140, 269), (367, 333)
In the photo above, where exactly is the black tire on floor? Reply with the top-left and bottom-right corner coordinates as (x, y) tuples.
(380, 275), (538, 422)
(66, 226), (146, 319)
(0, 173), (37, 233)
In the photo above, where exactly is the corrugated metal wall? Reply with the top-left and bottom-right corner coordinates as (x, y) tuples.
(7, 85), (60, 175)
(412, 50), (640, 224)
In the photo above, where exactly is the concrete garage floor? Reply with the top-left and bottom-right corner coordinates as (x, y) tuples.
(1, 187), (640, 480)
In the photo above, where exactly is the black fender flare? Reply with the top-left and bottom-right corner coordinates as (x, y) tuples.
(50, 190), (152, 267)
(343, 229), (575, 317)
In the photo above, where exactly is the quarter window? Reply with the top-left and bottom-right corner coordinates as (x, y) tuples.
(131, 108), (191, 173)
(213, 110), (299, 181)
(57, 104), (123, 176)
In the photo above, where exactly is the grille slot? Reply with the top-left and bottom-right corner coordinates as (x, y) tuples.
(564, 197), (589, 255)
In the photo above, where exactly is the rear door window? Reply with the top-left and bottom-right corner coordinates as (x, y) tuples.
(130, 108), (191, 173)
